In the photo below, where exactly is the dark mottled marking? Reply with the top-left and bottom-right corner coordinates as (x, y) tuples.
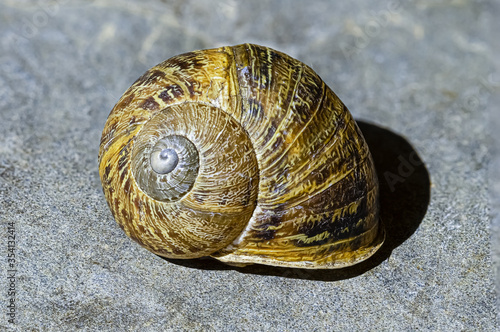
(117, 144), (129, 171)
(293, 85), (320, 119)
(133, 69), (166, 86)
(129, 116), (137, 125)
(159, 84), (184, 102)
(295, 197), (369, 247)
(335, 115), (346, 135)
(253, 206), (285, 241)
(118, 155), (128, 173)
(135, 223), (145, 235)
(257, 48), (273, 89)
(257, 229), (276, 241)
(133, 196), (141, 210)
(117, 139), (132, 183)
(104, 164), (111, 181)
(121, 207), (129, 220)
(306, 176), (369, 213)
(270, 50), (285, 66)
(113, 199), (121, 221)
(114, 93), (135, 114)
(353, 173), (368, 196)
(248, 98), (263, 119)
(167, 53), (207, 71)
(125, 116), (143, 136)
(123, 177), (131, 194)
(262, 119), (279, 143)
(169, 246), (186, 256)
(140, 96), (159, 110)
(119, 168), (127, 183)
(330, 236), (361, 254)
(184, 78), (197, 97)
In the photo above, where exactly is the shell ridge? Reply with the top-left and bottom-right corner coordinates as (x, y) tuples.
(250, 59), (305, 151)
(258, 145), (371, 210)
(277, 113), (365, 196)
(260, 78), (327, 174)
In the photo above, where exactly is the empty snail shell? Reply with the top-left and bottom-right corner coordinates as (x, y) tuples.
(98, 43), (385, 269)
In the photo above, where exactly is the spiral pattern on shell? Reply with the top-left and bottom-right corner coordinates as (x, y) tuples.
(98, 43), (384, 269)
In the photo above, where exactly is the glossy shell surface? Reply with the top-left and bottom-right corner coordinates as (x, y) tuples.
(98, 43), (384, 269)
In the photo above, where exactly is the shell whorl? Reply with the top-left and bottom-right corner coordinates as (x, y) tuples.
(132, 131), (199, 202)
(98, 43), (384, 268)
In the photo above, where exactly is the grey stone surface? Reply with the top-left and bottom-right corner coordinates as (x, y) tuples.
(488, 0), (500, 323)
(0, 0), (497, 330)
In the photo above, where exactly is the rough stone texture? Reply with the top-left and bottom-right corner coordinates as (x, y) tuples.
(489, 0), (500, 323)
(0, 0), (497, 331)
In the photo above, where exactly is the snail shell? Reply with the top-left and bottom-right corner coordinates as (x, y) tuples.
(98, 43), (384, 269)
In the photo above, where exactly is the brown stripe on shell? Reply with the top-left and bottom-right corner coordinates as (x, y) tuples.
(140, 96), (159, 110)
(133, 69), (166, 87)
(158, 84), (184, 103)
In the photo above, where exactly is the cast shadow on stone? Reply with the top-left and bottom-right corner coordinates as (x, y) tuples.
(162, 121), (431, 281)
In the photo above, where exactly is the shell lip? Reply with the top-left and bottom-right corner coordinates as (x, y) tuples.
(212, 218), (386, 270)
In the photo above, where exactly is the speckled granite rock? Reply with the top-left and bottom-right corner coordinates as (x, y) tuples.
(0, 0), (497, 330)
